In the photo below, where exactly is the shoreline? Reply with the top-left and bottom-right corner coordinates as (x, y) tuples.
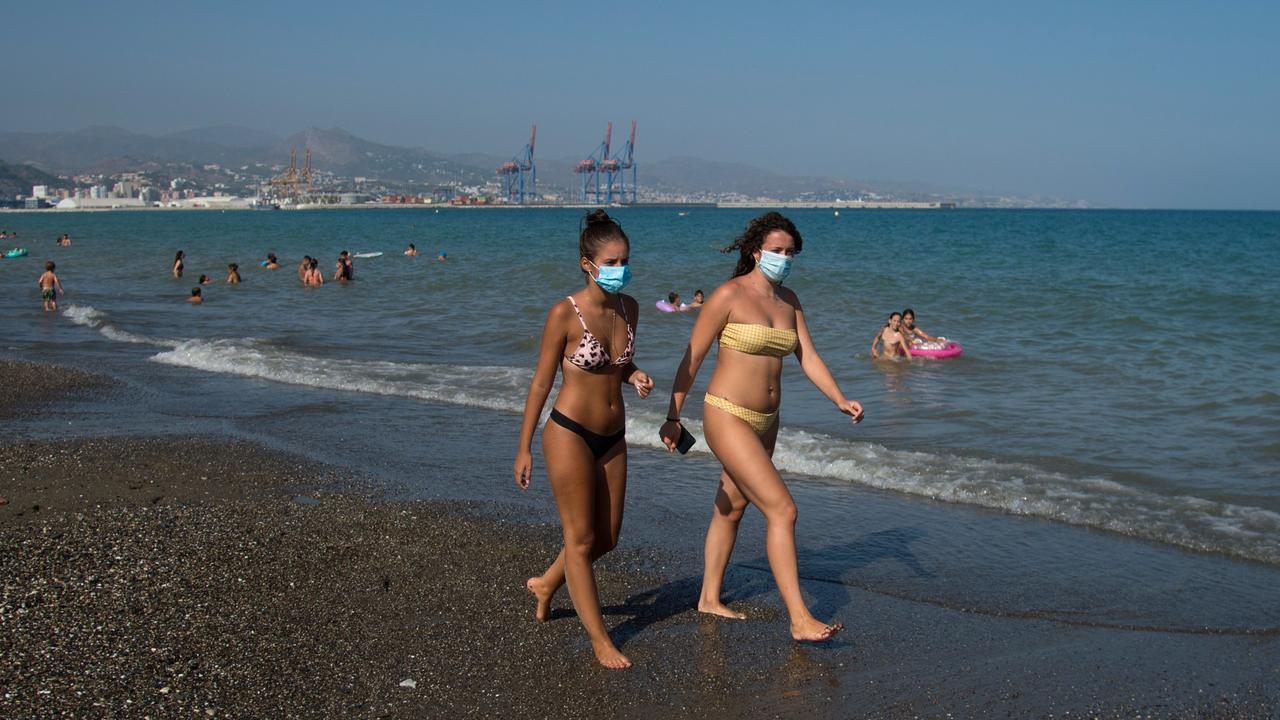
(3, 362), (1279, 717)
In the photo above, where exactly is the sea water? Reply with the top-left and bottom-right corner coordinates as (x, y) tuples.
(2, 207), (1279, 632)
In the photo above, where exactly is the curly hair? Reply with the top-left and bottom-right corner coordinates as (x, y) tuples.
(721, 211), (803, 278)
(579, 209), (629, 275)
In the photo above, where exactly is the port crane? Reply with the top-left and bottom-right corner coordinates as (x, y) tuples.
(268, 148), (313, 200)
(497, 125), (537, 204)
(603, 121), (637, 205)
(575, 122), (613, 204)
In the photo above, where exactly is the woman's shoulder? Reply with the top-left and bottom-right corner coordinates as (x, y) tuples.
(547, 295), (578, 321)
(707, 279), (743, 302)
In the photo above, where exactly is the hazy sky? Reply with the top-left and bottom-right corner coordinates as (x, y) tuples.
(5, 1), (1278, 208)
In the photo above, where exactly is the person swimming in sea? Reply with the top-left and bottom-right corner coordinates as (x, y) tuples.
(513, 209), (654, 670)
(304, 258), (324, 287)
(226, 263), (241, 284)
(298, 255), (312, 282)
(687, 289), (705, 309)
(334, 251), (353, 281)
(870, 312), (913, 359)
(659, 211), (862, 642)
(667, 292), (688, 311)
(198, 274), (211, 285)
(188, 287), (203, 304)
(173, 250), (185, 278)
(405, 243), (418, 256)
(264, 253), (280, 270)
(900, 308), (937, 345)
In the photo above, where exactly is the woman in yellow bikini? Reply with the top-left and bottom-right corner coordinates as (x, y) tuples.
(659, 212), (864, 642)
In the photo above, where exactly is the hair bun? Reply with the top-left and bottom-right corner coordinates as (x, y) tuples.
(584, 209), (613, 226)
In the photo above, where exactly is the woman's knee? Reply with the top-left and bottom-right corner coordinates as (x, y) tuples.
(714, 493), (749, 523)
(761, 498), (797, 527)
(564, 531), (597, 559)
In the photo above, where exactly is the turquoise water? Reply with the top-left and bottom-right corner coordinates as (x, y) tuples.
(2, 208), (1279, 564)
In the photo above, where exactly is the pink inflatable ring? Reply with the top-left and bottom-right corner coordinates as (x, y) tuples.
(907, 340), (963, 359)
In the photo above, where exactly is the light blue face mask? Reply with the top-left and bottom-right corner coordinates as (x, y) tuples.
(757, 250), (793, 283)
(589, 260), (632, 293)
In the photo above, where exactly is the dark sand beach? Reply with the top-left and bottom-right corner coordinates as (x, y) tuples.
(0, 434), (789, 718)
(0, 359), (106, 417)
(3, 362), (1279, 718)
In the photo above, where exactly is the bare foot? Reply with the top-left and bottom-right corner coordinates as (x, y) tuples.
(790, 617), (843, 642)
(697, 599), (746, 620)
(592, 640), (633, 670)
(525, 577), (553, 622)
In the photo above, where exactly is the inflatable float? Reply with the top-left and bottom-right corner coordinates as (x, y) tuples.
(655, 300), (687, 313)
(906, 339), (963, 359)
(4, 248), (28, 259)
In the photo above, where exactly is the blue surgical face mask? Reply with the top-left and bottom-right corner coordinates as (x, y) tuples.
(589, 260), (632, 293)
(757, 250), (792, 283)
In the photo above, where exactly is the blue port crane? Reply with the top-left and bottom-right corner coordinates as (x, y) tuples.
(497, 125), (537, 204)
(603, 121), (637, 205)
(575, 122), (613, 204)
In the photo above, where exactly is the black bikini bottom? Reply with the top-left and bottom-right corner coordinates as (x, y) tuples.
(549, 409), (625, 460)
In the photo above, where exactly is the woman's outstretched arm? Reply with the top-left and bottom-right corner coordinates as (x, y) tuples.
(794, 302), (864, 424)
(514, 302), (570, 488)
(659, 284), (734, 450)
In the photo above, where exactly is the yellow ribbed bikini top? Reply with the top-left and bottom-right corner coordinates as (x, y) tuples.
(719, 322), (798, 357)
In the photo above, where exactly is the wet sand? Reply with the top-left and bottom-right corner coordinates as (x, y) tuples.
(3, 362), (1279, 718)
(0, 359), (106, 417)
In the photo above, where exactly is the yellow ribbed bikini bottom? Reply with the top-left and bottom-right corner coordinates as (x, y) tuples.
(704, 393), (778, 435)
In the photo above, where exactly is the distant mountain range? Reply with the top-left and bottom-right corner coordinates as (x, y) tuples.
(0, 159), (62, 199)
(0, 125), (488, 188)
(0, 124), (1064, 204)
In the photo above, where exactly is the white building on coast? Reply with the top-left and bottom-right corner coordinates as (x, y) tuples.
(55, 198), (146, 210)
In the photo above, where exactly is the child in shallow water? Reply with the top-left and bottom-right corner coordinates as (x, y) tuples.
(38, 261), (64, 312)
(900, 308), (937, 345)
(870, 312), (913, 359)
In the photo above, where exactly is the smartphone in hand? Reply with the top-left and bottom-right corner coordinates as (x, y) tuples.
(676, 426), (697, 454)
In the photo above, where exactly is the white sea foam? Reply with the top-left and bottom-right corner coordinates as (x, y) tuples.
(63, 307), (1280, 565)
(149, 338), (531, 413)
(62, 304), (177, 346)
(618, 409), (1279, 562)
(62, 304), (106, 328)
